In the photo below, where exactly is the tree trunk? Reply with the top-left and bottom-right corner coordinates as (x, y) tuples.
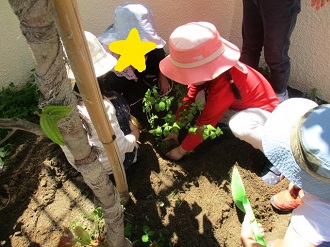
(7, 0), (128, 246)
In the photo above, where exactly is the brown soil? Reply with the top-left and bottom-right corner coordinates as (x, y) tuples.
(0, 85), (302, 247)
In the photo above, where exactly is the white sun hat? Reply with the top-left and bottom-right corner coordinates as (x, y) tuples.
(98, 2), (166, 50)
(67, 31), (117, 79)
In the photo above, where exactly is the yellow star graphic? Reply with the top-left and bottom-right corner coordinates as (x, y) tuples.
(109, 28), (157, 72)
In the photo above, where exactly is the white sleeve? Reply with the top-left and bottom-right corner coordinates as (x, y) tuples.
(60, 102), (136, 172)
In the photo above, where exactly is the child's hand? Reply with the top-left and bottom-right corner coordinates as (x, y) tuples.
(129, 121), (140, 140)
(158, 72), (171, 95)
(241, 215), (265, 247)
(163, 132), (179, 144)
(165, 145), (187, 161)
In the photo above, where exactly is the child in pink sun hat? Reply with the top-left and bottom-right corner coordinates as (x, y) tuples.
(160, 22), (280, 182)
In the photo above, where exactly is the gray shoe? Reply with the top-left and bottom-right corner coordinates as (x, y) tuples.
(261, 162), (282, 185)
(276, 90), (289, 103)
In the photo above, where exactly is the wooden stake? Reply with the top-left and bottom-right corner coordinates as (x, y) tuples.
(51, 0), (129, 204)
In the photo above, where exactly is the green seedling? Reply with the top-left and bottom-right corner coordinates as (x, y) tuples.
(175, 199), (182, 207)
(167, 190), (183, 208)
(58, 207), (106, 247)
(142, 86), (223, 146)
(306, 87), (325, 104)
(142, 225), (155, 246)
(141, 225), (172, 247)
(308, 87), (318, 101)
(167, 189), (179, 198)
(0, 144), (12, 171)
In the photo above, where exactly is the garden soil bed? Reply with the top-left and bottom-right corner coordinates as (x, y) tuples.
(0, 86), (312, 247)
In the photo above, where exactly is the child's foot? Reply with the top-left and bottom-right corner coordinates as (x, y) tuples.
(276, 90), (289, 103)
(260, 162), (282, 185)
(270, 189), (304, 211)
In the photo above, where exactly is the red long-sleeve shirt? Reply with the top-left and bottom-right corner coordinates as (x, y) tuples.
(178, 65), (279, 151)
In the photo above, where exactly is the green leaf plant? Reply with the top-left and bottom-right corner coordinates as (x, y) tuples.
(0, 144), (12, 171)
(141, 225), (155, 245)
(141, 225), (171, 247)
(39, 105), (72, 146)
(0, 69), (40, 140)
(123, 208), (172, 246)
(57, 207), (106, 247)
(142, 86), (223, 146)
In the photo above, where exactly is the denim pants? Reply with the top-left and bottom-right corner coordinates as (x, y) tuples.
(240, 0), (301, 94)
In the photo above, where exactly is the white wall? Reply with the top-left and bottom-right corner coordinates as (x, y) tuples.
(1, 0), (330, 101)
(290, 4), (330, 100)
(0, 1), (35, 87)
(77, 0), (243, 48)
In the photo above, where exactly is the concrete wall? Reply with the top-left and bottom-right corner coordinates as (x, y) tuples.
(1, 0), (330, 101)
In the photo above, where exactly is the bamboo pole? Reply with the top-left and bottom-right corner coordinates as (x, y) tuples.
(51, 0), (129, 204)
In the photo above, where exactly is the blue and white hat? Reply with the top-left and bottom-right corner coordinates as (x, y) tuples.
(262, 98), (330, 203)
(98, 2), (166, 51)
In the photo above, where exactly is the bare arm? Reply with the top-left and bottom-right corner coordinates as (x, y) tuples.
(241, 219), (317, 247)
(241, 216), (264, 247)
(157, 72), (171, 95)
(165, 145), (187, 161)
(129, 120), (140, 141)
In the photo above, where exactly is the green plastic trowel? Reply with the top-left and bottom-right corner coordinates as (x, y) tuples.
(231, 166), (266, 246)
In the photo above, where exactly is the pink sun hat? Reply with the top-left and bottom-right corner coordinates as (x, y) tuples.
(159, 22), (243, 85)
